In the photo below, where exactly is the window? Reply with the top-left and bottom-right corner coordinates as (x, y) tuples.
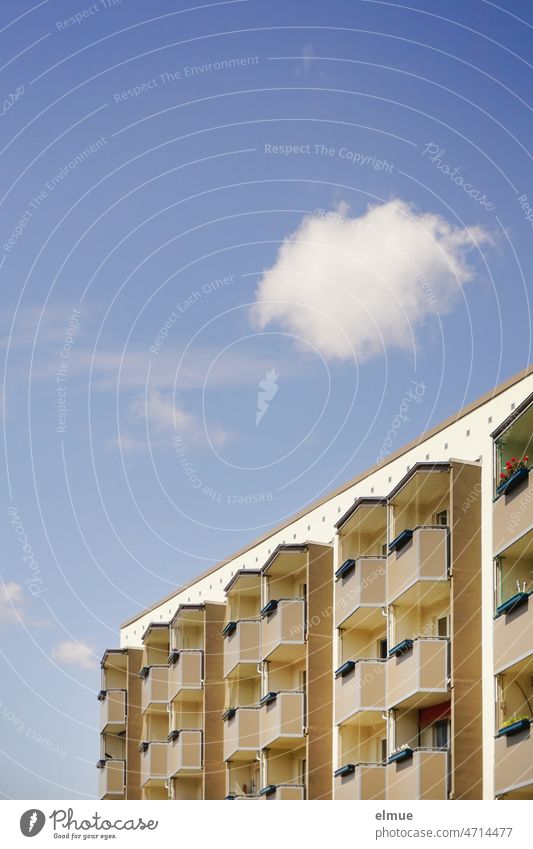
(433, 720), (449, 749)
(382, 543), (388, 556)
(381, 738), (388, 764)
(299, 758), (307, 785)
(438, 616), (448, 638)
(379, 638), (388, 659)
(435, 509), (448, 526)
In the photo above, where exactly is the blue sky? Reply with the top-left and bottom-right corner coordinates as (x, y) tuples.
(0, 0), (532, 799)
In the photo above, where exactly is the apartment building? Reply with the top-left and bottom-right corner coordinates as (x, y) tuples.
(98, 366), (533, 800)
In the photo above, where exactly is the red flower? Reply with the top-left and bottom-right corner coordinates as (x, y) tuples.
(511, 457), (516, 462)
(500, 473), (506, 478)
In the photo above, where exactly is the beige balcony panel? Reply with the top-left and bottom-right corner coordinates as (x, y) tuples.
(335, 558), (386, 629)
(141, 666), (169, 712)
(387, 639), (449, 709)
(387, 527), (448, 604)
(98, 759), (125, 798)
(168, 730), (202, 776)
(334, 765), (386, 800)
(169, 651), (203, 700)
(223, 621), (261, 678)
(494, 594), (533, 673)
(335, 661), (386, 726)
(495, 725), (533, 797)
(260, 691), (305, 749)
(493, 473), (533, 555)
(387, 749), (448, 800)
(261, 784), (305, 800)
(223, 708), (260, 761)
(140, 741), (168, 786)
(100, 689), (126, 732)
(261, 599), (305, 662)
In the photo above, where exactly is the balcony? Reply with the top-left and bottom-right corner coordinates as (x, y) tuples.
(387, 638), (449, 709)
(259, 784), (305, 800)
(223, 707), (260, 761)
(335, 557), (386, 629)
(494, 464), (533, 554)
(168, 650), (203, 701)
(223, 620), (261, 678)
(495, 721), (533, 797)
(260, 690), (305, 749)
(261, 598), (305, 662)
(335, 660), (386, 725)
(99, 689), (126, 732)
(97, 758), (125, 799)
(140, 741), (168, 786)
(494, 593), (533, 672)
(141, 665), (169, 712)
(387, 526), (448, 604)
(334, 763), (385, 800)
(387, 748), (449, 799)
(167, 730), (202, 776)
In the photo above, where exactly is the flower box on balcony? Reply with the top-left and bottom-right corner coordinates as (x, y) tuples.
(167, 730), (180, 742)
(496, 718), (531, 738)
(222, 621), (237, 637)
(334, 763), (356, 778)
(260, 599), (278, 618)
(496, 466), (529, 497)
(388, 529), (413, 554)
(495, 591), (530, 618)
(388, 747), (413, 765)
(259, 785), (277, 797)
(335, 558), (356, 580)
(259, 691), (277, 707)
(222, 707), (236, 721)
(334, 660), (356, 679)
(388, 639), (413, 658)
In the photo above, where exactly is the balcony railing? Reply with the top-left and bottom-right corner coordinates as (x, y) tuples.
(260, 690), (305, 749)
(99, 689), (126, 732)
(387, 526), (449, 604)
(97, 758), (125, 798)
(493, 468), (532, 554)
(333, 763), (385, 800)
(223, 706), (260, 761)
(167, 729), (202, 776)
(141, 665), (169, 712)
(223, 620), (261, 678)
(259, 783), (305, 800)
(387, 638), (449, 709)
(334, 659), (386, 725)
(139, 740), (168, 786)
(168, 650), (203, 701)
(335, 557), (386, 629)
(386, 747), (449, 800)
(494, 720), (533, 797)
(494, 592), (533, 672)
(261, 598), (305, 662)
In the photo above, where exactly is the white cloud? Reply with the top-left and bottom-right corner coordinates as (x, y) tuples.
(251, 199), (492, 361)
(129, 388), (231, 448)
(0, 582), (25, 626)
(51, 640), (97, 669)
(295, 43), (315, 75)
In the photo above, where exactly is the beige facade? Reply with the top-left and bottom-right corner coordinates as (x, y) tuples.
(97, 371), (533, 800)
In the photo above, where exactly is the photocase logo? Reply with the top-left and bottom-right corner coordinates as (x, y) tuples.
(20, 809), (46, 837)
(256, 368), (279, 425)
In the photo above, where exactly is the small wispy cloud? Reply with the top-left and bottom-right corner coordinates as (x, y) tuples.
(51, 640), (97, 669)
(0, 582), (25, 627)
(295, 42), (315, 76)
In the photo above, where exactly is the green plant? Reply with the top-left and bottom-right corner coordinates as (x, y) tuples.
(501, 715), (529, 728)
